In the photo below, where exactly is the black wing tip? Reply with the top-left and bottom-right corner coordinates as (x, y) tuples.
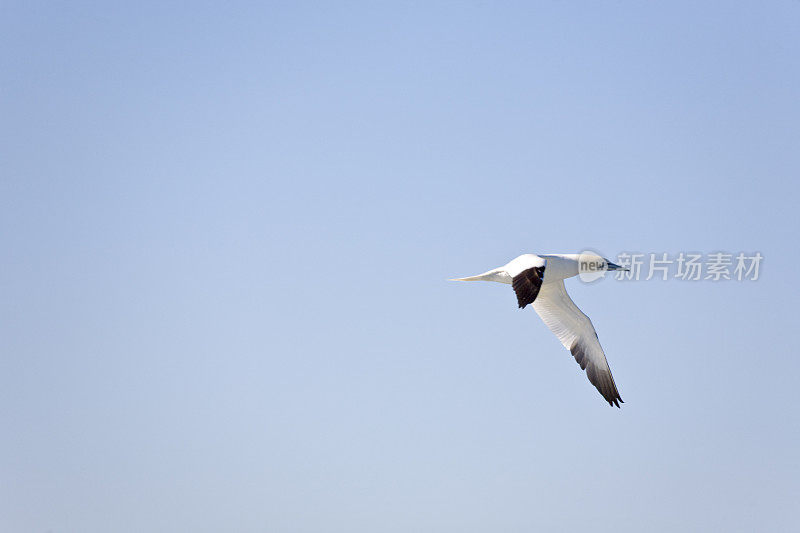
(512, 266), (545, 309)
(572, 340), (624, 408)
(606, 394), (624, 408)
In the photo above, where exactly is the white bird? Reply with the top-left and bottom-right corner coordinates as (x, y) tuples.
(451, 253), (629, 407)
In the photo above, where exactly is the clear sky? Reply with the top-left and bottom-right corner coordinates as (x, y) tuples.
(2, 2), (798, 532)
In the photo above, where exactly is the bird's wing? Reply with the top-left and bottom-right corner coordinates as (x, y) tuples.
(511, 266), (546, 309)
(506, 255), (547, 309)
(532, 280), (623, 407)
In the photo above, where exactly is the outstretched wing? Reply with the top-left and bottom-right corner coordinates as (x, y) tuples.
(531, 280), (623, 407)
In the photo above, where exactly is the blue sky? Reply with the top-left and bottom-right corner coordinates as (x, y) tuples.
(2, 2), (798, 532)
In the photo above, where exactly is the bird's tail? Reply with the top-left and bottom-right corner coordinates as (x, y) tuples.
(449, 268), (505, 282)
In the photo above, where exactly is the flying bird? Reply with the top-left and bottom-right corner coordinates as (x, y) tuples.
(452, 253), (629, 407)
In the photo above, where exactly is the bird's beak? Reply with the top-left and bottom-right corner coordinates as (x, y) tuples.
(605, 262), (630, 272)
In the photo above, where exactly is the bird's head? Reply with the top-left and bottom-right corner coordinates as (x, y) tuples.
(576, 252), (629, 282)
